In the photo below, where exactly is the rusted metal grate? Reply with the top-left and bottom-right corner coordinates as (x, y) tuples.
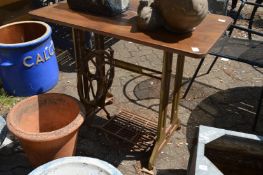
(98, 110), (157, 152)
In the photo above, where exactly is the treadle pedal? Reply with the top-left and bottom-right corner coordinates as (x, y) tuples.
(105, 92), (114, 105)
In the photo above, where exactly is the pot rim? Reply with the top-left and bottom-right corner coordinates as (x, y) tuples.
(7, 93), (85, 142)
(0, 21), (51, 48)
(29, 156), (123, 175)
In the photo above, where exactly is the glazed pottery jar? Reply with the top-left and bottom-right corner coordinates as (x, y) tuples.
(0, 21), (59, 96)
(159, 0), (208, 33)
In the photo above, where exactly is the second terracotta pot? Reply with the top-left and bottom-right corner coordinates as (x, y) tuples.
(7, 93), (85, 167)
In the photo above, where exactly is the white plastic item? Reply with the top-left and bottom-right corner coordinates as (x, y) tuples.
(29, 156), (123, 175)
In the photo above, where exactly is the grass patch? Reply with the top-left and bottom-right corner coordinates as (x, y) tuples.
(0, 88), (21, 115)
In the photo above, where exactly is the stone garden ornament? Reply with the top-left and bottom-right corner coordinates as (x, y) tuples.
(137, 0), (209, 33)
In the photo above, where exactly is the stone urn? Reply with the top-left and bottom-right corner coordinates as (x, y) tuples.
(159, 0), (208, 33)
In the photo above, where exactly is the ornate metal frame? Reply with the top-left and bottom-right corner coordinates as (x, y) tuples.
(73, 28), (185, 170)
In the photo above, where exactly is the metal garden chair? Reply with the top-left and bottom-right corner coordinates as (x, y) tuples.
(183, 0), (263, 131)
(230, 0), (263, 39)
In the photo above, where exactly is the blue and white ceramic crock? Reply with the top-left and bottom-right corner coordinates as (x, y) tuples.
(0, 21), (59, 96)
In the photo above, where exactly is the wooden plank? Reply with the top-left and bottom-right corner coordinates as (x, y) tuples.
(29, 0), (232, 58)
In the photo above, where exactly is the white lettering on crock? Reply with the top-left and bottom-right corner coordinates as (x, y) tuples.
(44, 47), (50, 61)
(49, 42), (55, 56)
(36, 53), (45, 65)
(23, 41), (55, 68)
(23, 56), (34, 67)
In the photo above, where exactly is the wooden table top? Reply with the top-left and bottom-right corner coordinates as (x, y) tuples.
(29, 1), (232, 58)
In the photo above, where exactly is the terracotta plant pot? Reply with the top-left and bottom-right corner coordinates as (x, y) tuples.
(7, 93), (85, 167)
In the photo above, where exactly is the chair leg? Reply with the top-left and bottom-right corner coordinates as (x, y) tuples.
(206, 56), (219, 74)
(252, 87), (263, 131)
(231, 0), (238, 10)
(229, 1), (246, 36)
(234, 1), (246, 24)
(248, 0), (261, 39)
(182, 58), (205, 99)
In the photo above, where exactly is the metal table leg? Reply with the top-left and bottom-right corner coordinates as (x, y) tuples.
(72, 29), (114, 118)
(171, 55), (185, 124)
(148, 53), (185, 170)
(72, 28), (86, 104)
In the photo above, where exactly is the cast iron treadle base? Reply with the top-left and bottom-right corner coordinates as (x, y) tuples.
(98, 110), (157, 152)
